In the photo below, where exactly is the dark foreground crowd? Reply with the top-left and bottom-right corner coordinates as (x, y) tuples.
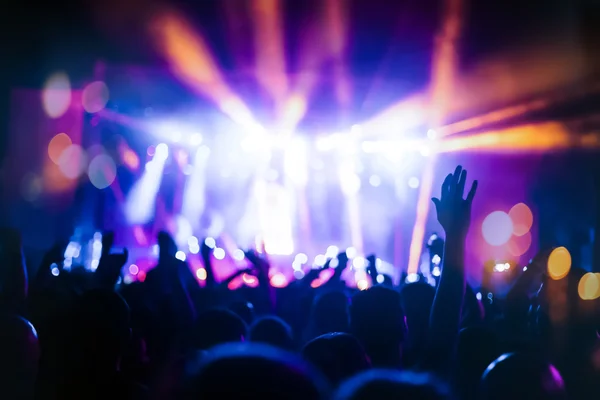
(0, 166), (598, 400)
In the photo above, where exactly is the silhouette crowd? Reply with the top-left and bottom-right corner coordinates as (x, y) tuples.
(1, 166), (598, 399)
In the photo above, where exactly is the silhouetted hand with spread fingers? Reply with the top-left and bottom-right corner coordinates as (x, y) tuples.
(431, 165), (478, 239)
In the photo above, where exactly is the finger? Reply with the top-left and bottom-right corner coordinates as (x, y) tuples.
(466, 180), (478, 203)
(457, 169), (467, 198)
(432, 197), (441, 214)
(449, 165), (462, 196)
(102, 232), (114, 255)
(441, 174), (452, 199)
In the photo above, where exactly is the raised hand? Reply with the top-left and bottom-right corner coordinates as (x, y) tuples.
(95, 231), (128, 289)
(431, 165), (477, 238)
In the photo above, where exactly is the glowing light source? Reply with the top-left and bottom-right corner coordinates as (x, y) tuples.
(128, 264), (139, 275)
(325, 246), (339, 258)
(48, 133), (72, 164)
(294, 253), (308, 264)
(58, 144), (88, 179)
(42, 72), (71, 118)
(578, 273), (600, 300)
(376, 274), (384, 284)
(508, 203), (533, 236)
(270, 273), (288, 288)
(357, 279), (368, 290)
(175, 251), (186, 261)
(51, 266), (60, 276)
(346, 247), (357, 259)
(482, 211), (513, 246)
(294, 270), (305, 279)
(88, 154), (117, 189)
(507, 231), (532, 257)
(204, 237), (216, 249)
(213, 247), (225, 260)
(233, 249), (245, 261)
(353, 256), (366, 269)
(369, 175), (381, 187)
(155, 143), (169, 161)
(547, 247), (571, 280)
(314, 254), (326, 267)
(82, 81), (110, 113)
(408, 177), (420, 189)
(196, 268), (207, 280)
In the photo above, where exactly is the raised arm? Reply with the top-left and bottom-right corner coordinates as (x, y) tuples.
(427, 166), (477, 369)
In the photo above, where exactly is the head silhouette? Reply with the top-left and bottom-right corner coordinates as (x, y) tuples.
(311, 291), (349, 335)
(0, 314), (40, 399)
(250, 316), (294, 350)
(302, 332), (371, 385)
(190, 308), (247, 350)
(350, 286), (406, 367)
(335, 369), (451, 400)
(71, 290), (131, 372)
(180, 342), (329, 399)
(480, 353), (567, 400)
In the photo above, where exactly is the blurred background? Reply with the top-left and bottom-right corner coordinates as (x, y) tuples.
(0, 0), (599, 288)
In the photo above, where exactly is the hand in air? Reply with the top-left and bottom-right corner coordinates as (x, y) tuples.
(432, 166), (477, 238)
(96, 232), (128, 287)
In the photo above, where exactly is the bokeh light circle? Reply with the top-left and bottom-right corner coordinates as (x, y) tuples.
(88, 154), (117, 189)
(509, 203), (533, 236)
(507, 231), (532, 257)
(42, 72), (71, 118)
(48, 133), (72, 164)
(20, 173), (43, 202)
(82, 81), (110, 113)
(58, 144), (88, 179)
(578, 273), (600, 300)
(270, 272), (288, 288)
(547, 247), (572, 280)
(482, 211), (514, 246)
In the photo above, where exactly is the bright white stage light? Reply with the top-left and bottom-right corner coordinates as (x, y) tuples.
(427, 129), (437, 139)
(189, 133), (203, 146)
(325, 245), (339, 258)
(204, 237), (216, 249)
(175, 251), (186, 261)
(213, 247), (225, 260)
(233, 249), (245, 261)
(155, 143), (169, 161)
(408, 177), (420, 189)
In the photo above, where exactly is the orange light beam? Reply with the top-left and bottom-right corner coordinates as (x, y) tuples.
(437, 121), (600, 153)
(251, 0), (288, 106)
(149, 10), (258, 128)
(407, 0), (464, 275)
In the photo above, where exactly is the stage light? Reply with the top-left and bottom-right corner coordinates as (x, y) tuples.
(152, 244), (159, 256)
(476, 292), (482, 300)
(369, 175), (381, 187)
(346, 246), (357, 259)
(314, 254), (326, 267)
(353, 256), (366, 269)
(427, 129), (437, 139)
(325, 246), (338, 258)
(482, 211), (513, 246)
(547, 247), (571, 280)
(432, 266), (441, 276)
(196, 268), (207, 280)
(129, 264), (139, 275)
(48, 133), (72, 164)
(204, 237), (216, 249)
(43, 72), (71, 118)
(294, 253), (308, 264)
(432, 254), (441, 265)
(292, 261), (302, 271)
(408, 177), (420, 188)
(294, 270), (305, 279)
(51, 266), (60, 276)
(213, 247), (225, 260)
(189, 133), (203, 146)
(175, 251), (186, 261)
(406, 273), (419, 283)
(233, 249), (245, 261)
(357, 279), (368, 290)
(188, 236), (199, 246)
(82, 81), (109, 113)
(58, 144), (88, 179)
(376, 274), (384, 284)
(189, 244), (200, 254)
(329, 258), (339, 268)
(155, 143), (169, 161)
